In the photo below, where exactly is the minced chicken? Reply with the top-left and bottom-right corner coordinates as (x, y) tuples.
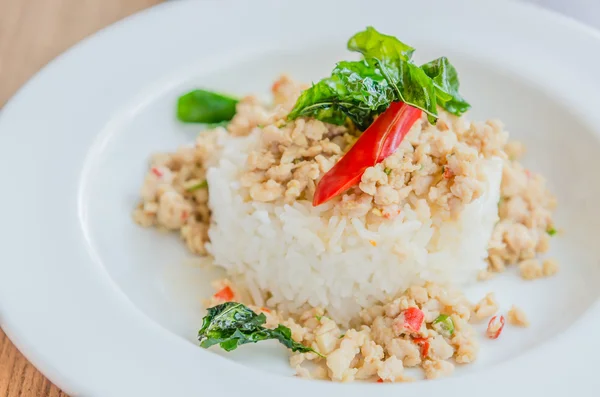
(210, 279), (486, 382)
(133, 75), (559, 383)
(134, 75), (558, 281)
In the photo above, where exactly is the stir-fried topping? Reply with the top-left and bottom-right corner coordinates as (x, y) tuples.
(486, 315), (505, 339)
(289, 27), (470, 127)
(432, 314), (455, 337)
(198, 302), (323, 356)
(169, 27), (471, 206)
(287, 27), (470, 205)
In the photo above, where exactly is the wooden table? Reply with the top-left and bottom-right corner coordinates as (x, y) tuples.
(0, 1), (162, 394)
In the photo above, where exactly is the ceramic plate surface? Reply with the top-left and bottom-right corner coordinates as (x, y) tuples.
(1, 0), (599, 396)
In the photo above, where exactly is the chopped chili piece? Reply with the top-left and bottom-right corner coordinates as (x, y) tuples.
(486, 315), (505, 339)
(377, 378), (384, 383)
(271, 80), (283, 93)
(151, 167), (163, 177)
(443, 165), (453, 179)
(402, 307), (425, 332)
(413, 337), (430, 357)
(213, 286), (234, 302)
(181, 210), (189, 221)
(382, 209), (401, 219)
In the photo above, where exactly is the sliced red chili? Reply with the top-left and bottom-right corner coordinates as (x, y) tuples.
(443, 165), (453, 179)
(213, 286), (234, 302)
(180, 210), (189, 221)
(413, 337), (430, 357)
(377, 378), (384, 383)
(375, 105), (421, 163)
(151, 167), (163, 177)
(312, 102), (422, 206)
(486, 315), (505, 339)
(403, 307), (425, 332)
(271, 80), (282, 93)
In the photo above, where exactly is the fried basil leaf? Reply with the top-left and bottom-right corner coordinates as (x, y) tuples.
(348, 27), (437, 122)
(198, 302), (322, 356)
(289, 27), (470, 128)
(420, 56), (471, 116)
(347, 26), (415, 62)
(288, 59), (395, 130)
(376, 58), (438, 123)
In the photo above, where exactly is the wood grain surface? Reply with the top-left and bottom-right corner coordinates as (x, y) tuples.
(0, 1), (162, 395)
(0, 0), (162, 107)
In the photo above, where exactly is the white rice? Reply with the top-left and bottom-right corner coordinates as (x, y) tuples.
(206, 131), (502, 325)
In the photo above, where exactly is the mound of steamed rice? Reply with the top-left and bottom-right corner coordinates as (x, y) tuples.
(206, 130), (502, 325)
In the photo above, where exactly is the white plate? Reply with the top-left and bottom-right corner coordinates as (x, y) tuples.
(1, 0), (599, 395)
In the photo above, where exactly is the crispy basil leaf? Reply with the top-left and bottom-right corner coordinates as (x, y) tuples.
(198, 302), (322, 356)
(347, 26), (415, 62)
(420, 57), (471, 115)
(290, 27), (470, 128)
(288, 59), (396, 130)
(177, 89), (238, 123)
(286, 79), (349, 127)
(348, 27), (437, 122)
(376, 58), (438, 123)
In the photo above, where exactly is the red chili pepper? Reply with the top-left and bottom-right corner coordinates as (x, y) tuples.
(271, 79), (283, 93)
(213, 286), (234, 302)
(413, 337), (430, 357)
(486, 315), (505, 339)
(151, 167), (163, 177)
(312, 102), (422, 206)
(377, 378), (384, 383)
(260, 307), (271, 313)
(403, 307), (425, 332)
(443, 165), (453, 179)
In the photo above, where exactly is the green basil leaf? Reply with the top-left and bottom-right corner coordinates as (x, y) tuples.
(347, 26), (415, 62)
(289, 59), (395, 130)
(376, 58), (438, 123)
(287, 79), (349, 126)
(420, 57), (471, 116)
(198, 302), (323, 357)
(269, 325), (319, 355)
(290, 28), (470, 128)
(177, 89), (238, 123)
(348, 27), (437, 122)
(330, 60), (397, 130)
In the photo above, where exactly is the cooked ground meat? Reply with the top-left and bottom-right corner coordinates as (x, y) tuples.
(487, 144), (558, 278)
(209, 279), (489, 382)
(134, 77), (558, 286)
(507, 305), (530, 327)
